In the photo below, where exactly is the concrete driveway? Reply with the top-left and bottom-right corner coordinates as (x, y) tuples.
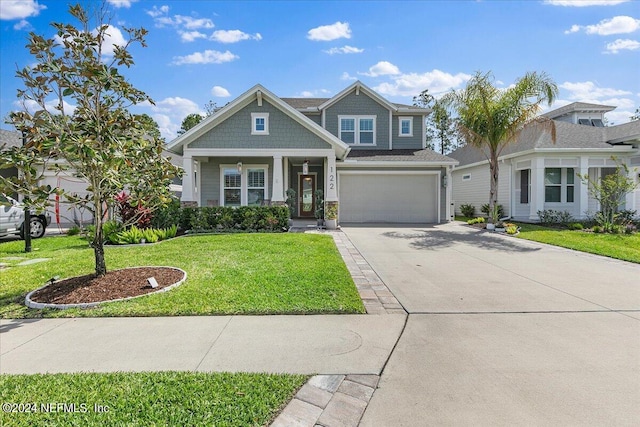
(343, 223), (640, 426)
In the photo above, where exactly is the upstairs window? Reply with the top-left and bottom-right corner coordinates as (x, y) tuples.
(399, 117), (413, 137)
(339, 116), (376, 145)
(251, 113), (269, 135)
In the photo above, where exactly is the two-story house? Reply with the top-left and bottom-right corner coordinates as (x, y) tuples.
(167, 81), (458, 226)
(449, 102), (640, 221)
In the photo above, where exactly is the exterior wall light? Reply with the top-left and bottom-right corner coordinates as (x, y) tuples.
(236, 162), (242, 173)
(302, 160), (309, 175)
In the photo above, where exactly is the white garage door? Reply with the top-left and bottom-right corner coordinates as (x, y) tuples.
(339, 173), (439, 223)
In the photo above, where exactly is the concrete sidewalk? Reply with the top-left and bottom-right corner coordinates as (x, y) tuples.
(0, 314), (405, 375)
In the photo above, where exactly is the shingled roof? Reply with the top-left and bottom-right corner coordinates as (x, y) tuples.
(0, 129), (22, 150)
(449, 120), (638, 167)
(345, 149), (457, 163)
(281, 98), (427, 112)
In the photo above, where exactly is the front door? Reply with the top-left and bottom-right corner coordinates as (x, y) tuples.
(299, 175), (315, 218)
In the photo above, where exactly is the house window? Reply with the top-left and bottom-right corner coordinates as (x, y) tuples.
(223, 169), (242, 206)
(520, 169), (530, 204)
(462, 174), (471, 181)
(544, 167), (574, 203)
(251, 113), (269, 135)
(221, 165), (269, 206)
(399, 117), (413, 137)
(247, 168), (265, 206)
(339, 116), (376, 145)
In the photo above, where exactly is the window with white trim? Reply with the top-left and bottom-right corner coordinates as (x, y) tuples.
(339, 115), (376, 145)
(544, 168), (575, 203)
(399, 117), (413, 137)
(251, 113), (269, 135)
(462, 174), (471, 181)
(221, 165), (269, 206)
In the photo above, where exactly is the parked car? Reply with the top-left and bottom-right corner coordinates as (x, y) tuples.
(0, 194), (51, 239)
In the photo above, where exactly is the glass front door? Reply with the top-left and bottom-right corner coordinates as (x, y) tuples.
(299, 175), (315, 218)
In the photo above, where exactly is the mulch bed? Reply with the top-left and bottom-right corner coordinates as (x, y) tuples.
(29, 267), (185, 305)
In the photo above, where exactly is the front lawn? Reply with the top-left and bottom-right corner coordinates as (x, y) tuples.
(516, 223), (640, 263)
(0, 233), (365, 318)
(0, 371), (307, 427)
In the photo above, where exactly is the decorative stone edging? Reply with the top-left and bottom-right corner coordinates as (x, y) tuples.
(24, 266), (187, 310)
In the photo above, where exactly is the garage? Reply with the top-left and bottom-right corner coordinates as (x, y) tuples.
(338, 172), (440, 223)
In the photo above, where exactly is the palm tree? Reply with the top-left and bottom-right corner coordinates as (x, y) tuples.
(442, 71), (558, 224)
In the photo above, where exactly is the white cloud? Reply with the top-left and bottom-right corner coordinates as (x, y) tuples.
(153, 13), (214, 30)
(341, 72), (357, 81)
(179, 30), (207, 42)
(323, 45), (364, 55)
(360, 61), (401, 77)
(307, 21), (351, 41)
(0, 0), (45, 20)
(146, 97), (203, 140)
(560, 81), (633, 99)
(171, 49), (238, 65)
(93, 25), (127, 57)
(106, 0), (138, 8)
(605, 38), (640, 53)
(297, 89), (331, 98)
(16, 99), (76, 116)
(373, 69), (472, 97)
(146, 5), (169, 18)
(13, 19), (30, 30)
(606, 110), (635, 125)
(211, 86), (231, 97)
(566, 16), (640, 35)
(210, 29), (262, 43)
(545, 0), (629, 6)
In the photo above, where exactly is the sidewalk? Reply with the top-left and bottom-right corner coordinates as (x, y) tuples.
(0, 314), (404, 375)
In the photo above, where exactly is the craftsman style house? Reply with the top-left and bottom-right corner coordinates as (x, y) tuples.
(167, 81), (458, 225)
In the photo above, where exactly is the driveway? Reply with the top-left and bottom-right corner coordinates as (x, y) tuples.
(343, 223), (640, 426)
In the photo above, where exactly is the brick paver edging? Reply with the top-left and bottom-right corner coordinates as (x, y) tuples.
(271, 374), (379, 427)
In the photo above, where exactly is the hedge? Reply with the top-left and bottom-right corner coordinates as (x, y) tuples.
(179, 206), (289, 233)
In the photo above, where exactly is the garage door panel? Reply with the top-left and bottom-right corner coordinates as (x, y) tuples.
(339, 174), (437, 223)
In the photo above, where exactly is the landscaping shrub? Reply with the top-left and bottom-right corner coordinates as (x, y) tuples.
(460, 203), (475, 218)
(505, 224), (519, 235)
(186, 206), (289, 233)
(568, 222), (584, 230)
(591, 225), (603, 233)
(112, 224), (177, 244)
(115, 191), (151, 228)
(150, 198), (181, 229)
(103, 219), (125, 244)
(467, 217), (485, 225)
(481, 203), (504, 218)
(66, 226), (80, 236)
(537, 209), (573, 226)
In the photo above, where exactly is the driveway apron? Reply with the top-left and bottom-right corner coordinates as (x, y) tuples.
(344, 223), (640, 426)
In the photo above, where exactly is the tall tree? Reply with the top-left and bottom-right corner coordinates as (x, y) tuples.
(1, 3), (181, 275)
(413, 89), (460, 154)
(441, 71), (558, 223)
(177, 113), (204, 135)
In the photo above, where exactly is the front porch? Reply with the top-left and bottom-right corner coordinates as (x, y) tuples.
(180, 150), (339, 218)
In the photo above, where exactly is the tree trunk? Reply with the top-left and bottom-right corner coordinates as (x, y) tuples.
(93, 197), (107, 277)
(488, 151), (500, 224)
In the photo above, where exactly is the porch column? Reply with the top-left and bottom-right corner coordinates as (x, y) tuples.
(325, 154), (338, 201)
(181, 155), (196, 204)
(579, 156), (589, 219)
(625, 159), (637, 211)
(271, 155), (285, 203)
(445, 165), (453, 222)
(529, 157), (545, 221)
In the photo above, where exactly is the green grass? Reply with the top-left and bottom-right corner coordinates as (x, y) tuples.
(0, 371), (307, 427)
(516, 223), (640, 263)
(0, 233), (365, 318)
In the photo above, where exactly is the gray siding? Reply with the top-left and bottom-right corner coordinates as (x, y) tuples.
(392, 115), (424, 149)
(199, 157), (274, 206)
(451, 164), (510, 216)
(303, 114), (322, 126)
(325, 92), (390, 150)
(189, 100), (331, 150)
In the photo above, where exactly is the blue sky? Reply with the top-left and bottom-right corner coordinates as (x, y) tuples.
(1, 0), (639, 141)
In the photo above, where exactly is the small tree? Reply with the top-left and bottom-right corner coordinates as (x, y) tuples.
(1, 3), (181, 276)
(579, 160), (638, 232)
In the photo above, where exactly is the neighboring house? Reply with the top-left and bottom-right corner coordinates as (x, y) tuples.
(449, 102), (640, 221)
(167, 81), (458, 224)
(0, 129), (21, 197)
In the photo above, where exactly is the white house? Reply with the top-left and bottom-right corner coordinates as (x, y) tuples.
(449, 102), (640, 221)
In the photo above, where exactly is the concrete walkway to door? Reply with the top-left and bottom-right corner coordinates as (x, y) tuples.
(343, 223), (640, 426)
